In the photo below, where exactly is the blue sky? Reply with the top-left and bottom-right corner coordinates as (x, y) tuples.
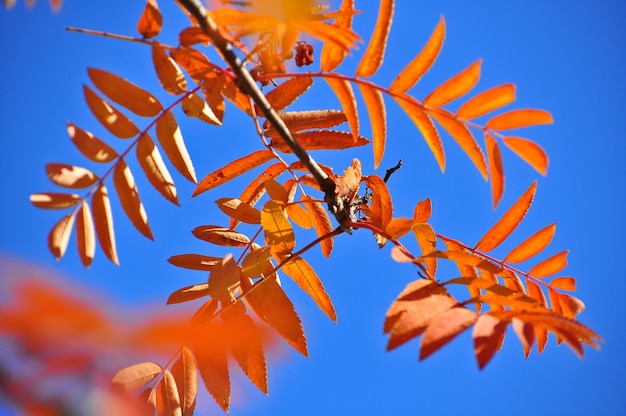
(1, 1), (625, 415)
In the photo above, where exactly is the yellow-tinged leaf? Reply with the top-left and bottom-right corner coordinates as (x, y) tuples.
(286, 203), (313, 229)
(420, 306), (477, 360)
(46, 163), (98, 189)
(358, 83), (387, 169)
(282, 256), (336, 322)
(48, 213), (75, 260)
(265, 77), (313, 112)
(168, 254), (221, 271)
(390, 16), (445, 93)
(113, 160), (153, 240)
(156, 111), (196, 183)
(475, 180), (536, 252)
(263, 110), (347, 138)
(271, 130), (369, 153)
(512, 317), (535, 359)
(529, 250), (569, 278)
(325, 77), (359, 140)
(550, 277), (576, 291)
(355, 0), (394, 77)
(456, 83), (516, 120)
(136, 133), (179, 205)
(365, 175), (393, 233)
(166, 283), (210, 305)
(320, 0), (355, 72)
(264, 179), (289, 203)
(87, 67), (162, 117)
(181, 92), (221, 126)
(111, 362), (162, 393)
(208, 254), (242, 302)
(486, 109), (553, 131)
(137, 0), (162, 38)
(246, 275), (308, 356)
(194, 150), (274, 197)
(152, 42), (187, 95)
(241, 246), (272, 279)
(156, 370), (182, 416)
(430, 109), (487, 180)
(504, 223), (556, 264)
(421, 250), (502, 274)
(192, 225), (250, 247)
(67, 122), (118, 163)
(203, 74), (226, 123)
(215, 198), (261, 224)
(192, 320), (230, 412)
(92, 185), (118, 265)
(30, 192), (80, 209)
(485, 133), (504, 207)
(424, 59), (482, 108)
(76, 200), (95, 268)
(394, 96), (445, 172)
(473, 313), (508, 369)
(385, 217), (416, 240)
(235, 163), (287, 219)
(503, 136), (549, 176)
(83, 85), (139, 138)
(262, 200), (295, 256)
(171, 346), (197, 416)
(303, 196), (334, 258)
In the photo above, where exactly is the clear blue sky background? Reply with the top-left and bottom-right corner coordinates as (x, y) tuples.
(1, 1), (625, 415)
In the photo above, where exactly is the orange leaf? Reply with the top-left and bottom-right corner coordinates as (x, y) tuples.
(67, 122), (118, 163)
(456, 83), (516, 120)
(385, 217), (416, 240)
(558, 294), (585, 318)
(421, 250), (502, 274)
(475, 180), (537, 252)
(264, 179), (289, 203)
(529, 250), (569, 278)
(87, 67), (162, 117)
(472, 314), (508, 369)
(550, 277), (576, 292)
(215, 198), (261, 224)
(413, 223), (437, 275)
(355, 0), (394, 77)
(152, 42), (187, 95)
(485, 133), (504, 207)
(208, 254), (242, 302)
(270, 130), (369, 153)
(504, 223), (556, 264)
(83, 85), (139, 138)
(76, 200), (95, 268)
(430, 109), (487, 180)
(282, 256), (337, 322)
(414, 198), (432, 223)
(512, 317), (535, 359)
(265, 76), (313, 112)
(171, 47), (213, 84)
(420, 306), (477, 360)
(424, 59), (482, 108)
(30, 192), (80, 210)
(303, 196), (334, 258)
(486, 108), (553, 131)
(181, 92), (221, 125)
(336, 158), (362, 199)
(137, 0), (162, 38)
(358, 83), (387, 169)
(320, 0), (356, 72)
(286, 203), (313, 229)
(203, 73), (226, 123)
(113, 160), (153, 240)
(261, 200), (295, 257)
(241, 246), (272, 279)
(171, 346), (198, 416)
(263, 110), (347, 138)
(168, 254), (221, 271)
(46, 163), (98, 189)
(390, 16), (445, 93)
(325, 77), (359, 140)
(394, 96), (445, 172)
(91, 185), (119, 265)
(111, 362), (162, 393)
(155, 370), (181, 416)
(136, 133), (179, 205)
(48, 213), (75, 260)
(194, 150), (274, 197)
(155, 111), (196, 183)
(525, 279), (548, 353)
(166, 283), (210, 305)
(245, 275), (308, 356)
(192, 225), (250, 247)
(232, 163), (287, 228)
(193, 320), (230, 412)
(179, 26), (211, 47)
(503, 136), (549, 175)
(365, 175), (393, 233)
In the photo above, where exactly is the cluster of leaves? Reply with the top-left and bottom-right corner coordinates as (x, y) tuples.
(25, 0), (601, 414)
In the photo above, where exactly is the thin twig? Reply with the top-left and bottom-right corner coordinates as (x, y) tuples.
(383, 159), (402, 183)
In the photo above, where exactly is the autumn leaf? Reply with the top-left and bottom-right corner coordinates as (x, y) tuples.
(356, 0), (394, 78)
(456, 83), (516, 120)
(45, 163), (98, 189)
(420, 306), (477, 360)
(91, 185), (119, 265)
(504, 223), (556, 264)
(67, 122), (118, 163)
(424, 59), (482, 108)
(30, 193), (80, 210)
(486, 109), (553, 131)
(358, 84), (387, 169)
(156, 111), (197, 183)
(137, 0), (162, 39)
(83, 85), (139, 139)
(111, 362), (163, 393)
(48, 213), (75, 260)
(113, 160), (153, 240)
(264, 76), (313, 112)
(171, 346), (198, 416)
(261, 200), (295, 257)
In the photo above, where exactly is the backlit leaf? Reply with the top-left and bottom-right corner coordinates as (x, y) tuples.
(424, 59), (482, 108)
(558, 293), (585, 318)
(202, 73), (226, 123)
(208, 254), (242, 302)
(456, 83), (516, 120)
(358, 83), (387, 169)
(263, 110), (347, 138)
(525, 279), (548, 353)
(355, 0), (393, 78)
(30, 192), (80, 209)
(171, 47), (213, 84)
(193, 321), (230, 412)
(179, 26), (211, 47)
(168, 254), (221, 271)
(385, 217), (416, 240)
(136, 133), (179, 205)
(241, 246), (272, 279)
(137, 0), (162, 39)
(113, 160), (153, 240)
(336, 158), (362, 200)
(414, 198), (432, 223)
(83, 85), (139, 138)
(270, 130), (369, 153)
(503, 136), (549, 175)
(76, 200), (95, 267)
(486, 109), (553, 131)
(413, 223), (437, 275)
(265, 77), (313, 112)
(423, 250), (502, 274)
(550, 277), (576, 292)
(181, 92), (221, 125)
(215, 198), (261, 224)
(529, 250), (569, 278)
(264, 179), (289, 203)
(46, 163), (98, 189)
(365, 175), (393, 233)
(156, 111), (196, 183)
(87, 67), (162, 117)
(192, 225), (250, 247)
(156, 370), (181, 416)
(303, 196), (334, 258)
(420, 306), (477, 360)
(152, 42), (187, 95)
(48, 213), (75, 260)
(325, 77), (359, 140)
(475, 180), (537, 252)
(262, 200), (295, 257)
(512, 317), (535, 359)
(171, 346), (197, 416)
(166, 283), (210, 305)
(485, 133), (504, 207)
(504, 223), (556, 264)
(92, 185), (119, 265)
(67, 122), (118, 163)
(320, 0), (355, 71)
(283, 256), (336, 322)
(194, 150), (274, 197)
(473, 314), (508, 369)
(286, 203), (313, 229)
(111, 362), (162, 393)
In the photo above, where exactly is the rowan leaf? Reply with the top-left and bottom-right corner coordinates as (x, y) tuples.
(358, 84), (387, 169)
(233, 163), (287, 228)
(325, 77), (359, 140)
(48, 213), (75, 260)
(395, 96), (445, 172)
(46, 163), (98, 189)
(152, 42), (187, 95)
(156, 370), (182, 416)
(178, 26), (211, 47)
(113, 160), (153, 240)
(136, 133), (179, 205)
(194, 150), (274, 197)
(30, 192), (80, 209)
(270, 130), (369, 153)
(413, 223), (437, 275)
(83, 85), (139, 138)
(265, 76), (313, 112)
(529, 250), (569, 278)
(421, 250), (502, 274)
(282, 256), (336, 322)
(525, 279), (548, 353)
(365, 175), (393, 234)
(390, 16), (445, 93)
(512, 317), (535, 359)
(420, 306), (477, 360)
(181, 92), (221, 125)
(263, 110), (347, 138)
(156, 111), (196, 183)
(171, 346), (197, 416)
(286, 203), (313, 229)
(111, 362), (162, 393)
(414, 198), (432, 223)
(473, 314), (508, 369)
(355, 0), (393, 77)
(202, 73), (226, 122)
(241, 246), (272, 279)
(503, 136), (549, 175)
(456, 83), (516, 120)
(207, 254), (242, 302)
(550, 277), (576, 292)
(87, 67), (162, 117)
(504, 223), (556, 264)
(303, 196), (334, 258)
(76, 200), (95, 268)
(486, 109), (553, 131)
(320, 0), (355, 72)
(168, 254), (221, 271)
(67, 122), (118, 163)
(475, 180), (537, 252)
(424, 59), (482, 108)
(261, 200), (295, 257)
(192, 321), (230, 412)
(92, 185), (119, 265)
(485, 133), (504, 207)
(166, 283), (210, 305)
(137, 0), (162, 39)
(385, 217), (416, 240)
(171, 47), (213, 84)
(192, 225), (250, 247)
(215, 198), (261, 224)
(264, 179), (289, 203)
